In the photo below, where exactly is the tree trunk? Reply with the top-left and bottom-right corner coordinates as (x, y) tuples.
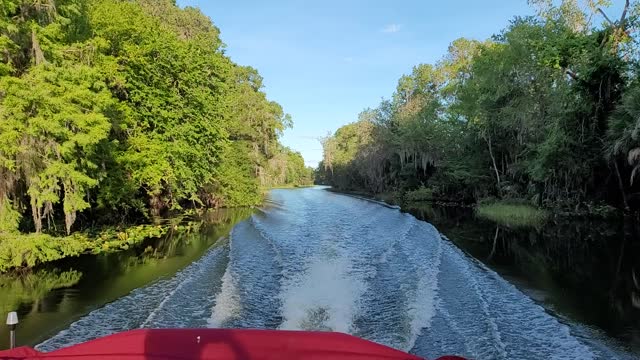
(614, 160), (630, 211)
(31, 199), (42, 234)
(31, 30), (46, 65)
(65, 210), (76, 235)
(484, 135), (501, 192)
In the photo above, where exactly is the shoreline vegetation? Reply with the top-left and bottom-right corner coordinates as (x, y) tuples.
(325, 187), (604, 229)
(474, 202), (549, 228)
(0, 221), (202, 274)
(316, 1), (640, 223)
(0, 0), (314, 273)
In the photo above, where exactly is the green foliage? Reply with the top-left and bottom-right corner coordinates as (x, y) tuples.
(0, 233), (90, 272)
(320, 1), (640, 213)
(0, 0), (307, 256)
(476, 202), (550, 228)
(284, 150), (314, 186)
(0, 198), (21, 234)
(607, 81), (640, 186)
(0, 223), (175, 272)
(1, 64), (114, 233)
(405, 187), (434, 202)
(211, 141), (263, 207)
(88, 224), (169, 253)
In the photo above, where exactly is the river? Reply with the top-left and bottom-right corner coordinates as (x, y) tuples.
(1, 187), (638, 359)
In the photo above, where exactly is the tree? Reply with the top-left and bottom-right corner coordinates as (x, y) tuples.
(0, 64), (113, 233)
(320, 0), (640, 212)
(0, 0), (308, 240)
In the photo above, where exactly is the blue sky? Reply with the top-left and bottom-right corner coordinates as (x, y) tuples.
(176, 0), (539, 167)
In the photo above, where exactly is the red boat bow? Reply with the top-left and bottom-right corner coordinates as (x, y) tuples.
(0, 329), (465, 360)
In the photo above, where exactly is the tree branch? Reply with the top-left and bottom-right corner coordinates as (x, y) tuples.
(598, 0), (631, 34)
(620, 0), (630, 25)
(597, 8), (615, 25)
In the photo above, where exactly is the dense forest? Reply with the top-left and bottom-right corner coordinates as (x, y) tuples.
(0, 0), (312, 270)
(317, 0), (640, 214)
(0, 0), (313, 231)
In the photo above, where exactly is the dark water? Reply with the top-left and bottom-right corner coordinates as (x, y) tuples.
(404, 203), (640, 357)
(0, 208), (254, 349)
(1, 187), (638, 359)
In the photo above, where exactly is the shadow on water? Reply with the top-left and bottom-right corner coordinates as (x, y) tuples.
(0, 207), (254, 350)
(404, 202), (640, 355)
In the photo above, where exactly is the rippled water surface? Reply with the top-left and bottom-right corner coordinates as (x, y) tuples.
(6, 187), (639, 359)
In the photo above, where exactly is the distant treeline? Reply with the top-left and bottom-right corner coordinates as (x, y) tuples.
(318, 0), (640, 213)
(0, 0), (313, 237)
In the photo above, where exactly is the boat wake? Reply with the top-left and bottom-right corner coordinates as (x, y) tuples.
(278, 248), (365, 333)
(38, 187), (635, 359)
(37, 244), (228, 351)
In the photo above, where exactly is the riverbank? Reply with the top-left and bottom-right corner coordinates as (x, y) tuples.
(0, 184), (297, 274)
(325, 188), (401, 206)
(0, 183), (318, 274)
(326, 187), (542, 223)
(0, 221), (203, 274)
(325, 186), (624, 227)
(0, 207), (254, 349)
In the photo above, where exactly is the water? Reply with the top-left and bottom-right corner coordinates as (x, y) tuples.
(405, 203), (640, 358)
(0, 208), (254, 349)
(1, 187), (638, 359)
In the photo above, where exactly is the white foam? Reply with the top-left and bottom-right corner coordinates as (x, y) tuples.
(140, 270), (195, 328)
(278, 249), (366, 333)
(208, 230), (242, 328)
(400, 223), (443, 351)
(208, 266), (242, 327)
(406, 254), (441, 349)
(430, 238), (598, 359)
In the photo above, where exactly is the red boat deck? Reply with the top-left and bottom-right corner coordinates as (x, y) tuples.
(0, 329), (465, 360)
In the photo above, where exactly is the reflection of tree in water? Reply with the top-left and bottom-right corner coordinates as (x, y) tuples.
(141, 208), (256, 262)
(0, 270), (82, 316)
(405, 203), (640, 345)
(531, 217), (640, 331)
(0, 208), (255, 319)
(95, 208), (256, 273)
(0, 207), (256, 349)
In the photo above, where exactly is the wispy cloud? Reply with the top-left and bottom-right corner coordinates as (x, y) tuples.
(381, 24), (402, 33)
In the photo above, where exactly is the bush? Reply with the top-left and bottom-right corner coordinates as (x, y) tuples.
(0, 234), (90, 273)
(89, 225), (169, 253)
(376, 191), (401, 205)
(0, 199), (21, 234)
(405, 187), (434, 202)
(0, 224), (180, 273)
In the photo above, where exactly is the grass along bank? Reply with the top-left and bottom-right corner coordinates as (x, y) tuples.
(325, 187), (552, 229)
(475, 202), (549, 228)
